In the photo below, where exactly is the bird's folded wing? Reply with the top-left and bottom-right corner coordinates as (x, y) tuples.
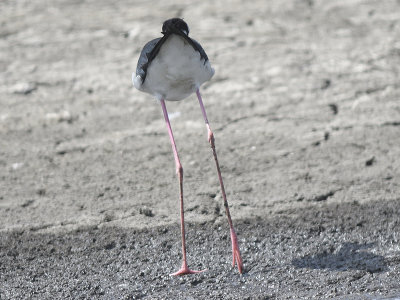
(136, 31), (209, 84)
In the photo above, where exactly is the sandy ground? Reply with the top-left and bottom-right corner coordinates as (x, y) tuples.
(1, 0), (400, 299)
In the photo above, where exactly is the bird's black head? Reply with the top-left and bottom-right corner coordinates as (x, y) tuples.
(162, 18), (189, 36)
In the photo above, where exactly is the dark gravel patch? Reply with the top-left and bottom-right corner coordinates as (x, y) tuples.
(1, 199), (399, 299)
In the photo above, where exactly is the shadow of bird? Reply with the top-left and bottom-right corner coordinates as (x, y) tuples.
(292, 242), (387, 273)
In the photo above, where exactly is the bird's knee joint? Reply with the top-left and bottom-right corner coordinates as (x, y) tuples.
(176, 165), (183, 177)
(208, 131), (215, 146)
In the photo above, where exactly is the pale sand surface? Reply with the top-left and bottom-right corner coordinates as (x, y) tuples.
(1, 0), (399, 298)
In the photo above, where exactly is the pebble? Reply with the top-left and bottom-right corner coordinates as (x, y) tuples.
(9, 82), (36, 94)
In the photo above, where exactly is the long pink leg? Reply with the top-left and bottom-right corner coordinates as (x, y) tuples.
(160, 99), (206, 276)
(196, 89), (244, 274)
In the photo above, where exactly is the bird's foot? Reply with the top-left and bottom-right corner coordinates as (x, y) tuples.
(230, 228), (244, 274)
(170, 262), (207, 276)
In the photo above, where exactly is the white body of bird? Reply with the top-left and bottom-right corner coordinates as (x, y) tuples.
(133, 34), (215, 101)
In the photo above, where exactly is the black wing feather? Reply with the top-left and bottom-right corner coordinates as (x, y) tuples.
(136, 37), (162, 83)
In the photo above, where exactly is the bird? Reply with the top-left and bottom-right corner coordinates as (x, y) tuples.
(133, 18), (243, 276)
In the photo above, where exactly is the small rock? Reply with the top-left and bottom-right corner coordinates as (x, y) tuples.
(311, 191), (335, 202)
(10, 82), (37, 94)
(139, 207), (154, 217)
(208, 193), (216, 199)
(36, 188), (46, 196)
(324, 131), (330, 141)
(365, 156), (376, 166)
(21, 199), (34, 208)
(103, 213), (114, 222)
(104, 241), (116, 250)
(328, 103), (338, 115)
(224, 15), (232, 22)
(321, 78), (331, 89)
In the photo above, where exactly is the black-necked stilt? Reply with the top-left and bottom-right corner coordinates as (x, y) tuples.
(133, 18), (243, 276)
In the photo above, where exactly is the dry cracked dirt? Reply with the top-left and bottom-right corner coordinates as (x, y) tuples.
(1, 0), (400, 299)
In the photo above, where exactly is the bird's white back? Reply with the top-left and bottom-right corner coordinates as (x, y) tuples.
(137, 35), (214, 101)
